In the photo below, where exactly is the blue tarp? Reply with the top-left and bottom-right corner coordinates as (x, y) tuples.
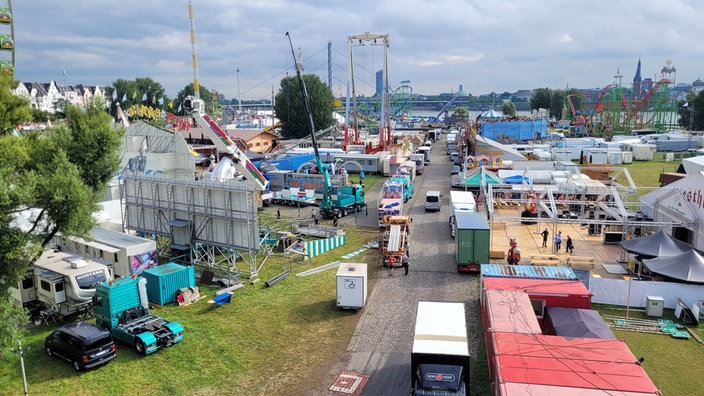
(479, 119), (548, 142)
(503, 174), (531, 184)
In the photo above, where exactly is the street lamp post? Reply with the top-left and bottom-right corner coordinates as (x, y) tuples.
(236, 66), (242, 116)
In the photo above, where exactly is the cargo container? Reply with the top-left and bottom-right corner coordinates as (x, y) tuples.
(454, 212), (489, 272)
(142, 263), (196, 306)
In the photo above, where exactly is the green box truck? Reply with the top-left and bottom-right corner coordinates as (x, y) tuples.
(454, 212), (490, 272)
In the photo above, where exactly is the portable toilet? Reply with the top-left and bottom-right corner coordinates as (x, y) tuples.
(142, 263), (196, 306)
(336, 263), (367, 310)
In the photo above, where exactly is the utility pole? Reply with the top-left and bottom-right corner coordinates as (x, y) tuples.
(11, 340), (29, 396)
(237, 66), (242, 116)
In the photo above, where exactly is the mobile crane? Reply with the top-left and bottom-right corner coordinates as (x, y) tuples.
(286, 32), (366, 219)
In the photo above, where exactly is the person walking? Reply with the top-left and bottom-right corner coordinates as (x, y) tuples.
(401, 254), (409, 275)
(276, 209), (281, 221)
(554, 232), (562, 253)
(565, 235), (574, 254)
(541, 228), (549, 248)
(387, 256), (395, 276)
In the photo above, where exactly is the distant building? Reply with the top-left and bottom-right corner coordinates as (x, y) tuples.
(13, 81), (106, 113)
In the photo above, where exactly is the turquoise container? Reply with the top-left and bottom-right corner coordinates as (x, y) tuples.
(142, 263), (195, 305)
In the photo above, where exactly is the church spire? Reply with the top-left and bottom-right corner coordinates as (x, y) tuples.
(633, 58), (642, 83)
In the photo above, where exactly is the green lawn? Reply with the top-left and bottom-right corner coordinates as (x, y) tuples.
(0, 225), (383, 396)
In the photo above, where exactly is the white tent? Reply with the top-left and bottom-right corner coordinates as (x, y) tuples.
(680, 155), (704, 174)
(480, 109), (504, 119)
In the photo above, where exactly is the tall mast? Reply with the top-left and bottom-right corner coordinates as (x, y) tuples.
(188, 0), (200, 100)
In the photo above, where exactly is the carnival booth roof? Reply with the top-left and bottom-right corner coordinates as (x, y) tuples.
(544, 306), (616, 340)
(459, 167), (503, 187)
(619, 230), (692, 259)
(642, 249), (704, 283)
(480, 109), (504, 118)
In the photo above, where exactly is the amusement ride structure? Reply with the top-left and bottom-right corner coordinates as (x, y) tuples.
(566, 60), (679, 136)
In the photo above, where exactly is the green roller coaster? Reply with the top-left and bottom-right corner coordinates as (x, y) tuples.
(565, 61), (679, 137)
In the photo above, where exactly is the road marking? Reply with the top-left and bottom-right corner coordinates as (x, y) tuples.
(329, 371), (369, 395)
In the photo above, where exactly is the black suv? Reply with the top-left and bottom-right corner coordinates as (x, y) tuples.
(45, 321), (116, 371)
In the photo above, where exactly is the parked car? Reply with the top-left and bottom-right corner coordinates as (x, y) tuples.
(45, 321), (116, 372)
(450, 165), (461, 175)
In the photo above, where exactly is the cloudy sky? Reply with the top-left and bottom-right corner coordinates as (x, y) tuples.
(8, 0), (704, 101)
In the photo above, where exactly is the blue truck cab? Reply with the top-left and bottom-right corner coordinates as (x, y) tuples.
(94, 276), (184, 355)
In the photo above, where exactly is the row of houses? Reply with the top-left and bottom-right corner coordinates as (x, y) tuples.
(12, 80), (107, 113)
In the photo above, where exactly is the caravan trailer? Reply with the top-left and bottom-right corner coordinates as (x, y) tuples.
(53, 227), (158, 279)
(11, 250), (112, 316)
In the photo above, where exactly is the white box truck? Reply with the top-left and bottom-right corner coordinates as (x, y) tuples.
(336, 263), (367, 310)
(411, 301), (470, 395)
(449, 191), (476, 237)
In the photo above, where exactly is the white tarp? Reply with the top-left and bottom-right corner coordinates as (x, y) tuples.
(590, 277), (704, 309)
(681, 155), (704, 175)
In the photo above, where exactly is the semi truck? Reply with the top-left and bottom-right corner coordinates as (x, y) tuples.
(454, 211), (490, 273)
(411, 301), (470, 395)
(93, 276), (184, 355)
(11, 250), (112, 318)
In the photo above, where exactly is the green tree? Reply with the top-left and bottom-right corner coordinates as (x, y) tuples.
(175, 83), (213, 115)
(550, 90), (566, 120)
(0, 76), (31, 135)
(530, 88), (551, 113)
(110, 78), (169, 119)
(452, 106), (469, 118)
(680, 92), (704, 130)
(0, 97), (122, 355)
(501, 101), (516, 116)
(273, 74), (335, 139)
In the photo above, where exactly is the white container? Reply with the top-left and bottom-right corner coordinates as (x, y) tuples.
(336, 263), (367, 310)
(621, 151), (633, 164)
(645, 295), (664, 317)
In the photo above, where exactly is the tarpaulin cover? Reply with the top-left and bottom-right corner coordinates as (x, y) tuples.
(642, 249), (704, 283)
(484, 289), (542, 334)
(544, 306), (616, 339)
(490, 332), (659, 394)
(619, 230), (692, 259)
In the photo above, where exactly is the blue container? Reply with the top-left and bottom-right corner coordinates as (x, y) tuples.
(142, 263), (196, 305)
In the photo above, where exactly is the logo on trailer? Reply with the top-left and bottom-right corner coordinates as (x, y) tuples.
(425, 372), (455, 382)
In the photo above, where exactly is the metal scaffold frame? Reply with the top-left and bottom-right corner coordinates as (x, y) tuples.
(122, 172), (262, 282)
(483, 166), (697, 234)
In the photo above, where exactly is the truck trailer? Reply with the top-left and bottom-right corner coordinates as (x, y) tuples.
(411, 301), (470, 395)
(94, 276), (184, 355)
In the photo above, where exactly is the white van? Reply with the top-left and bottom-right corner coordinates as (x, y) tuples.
(425, 191), (442, 212)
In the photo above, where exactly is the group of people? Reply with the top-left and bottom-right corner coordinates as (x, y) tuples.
(387, 254), (410, 276)
(541, 228), (574, 254)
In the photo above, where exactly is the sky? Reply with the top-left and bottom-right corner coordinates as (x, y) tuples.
(7, 0), (704, 102)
